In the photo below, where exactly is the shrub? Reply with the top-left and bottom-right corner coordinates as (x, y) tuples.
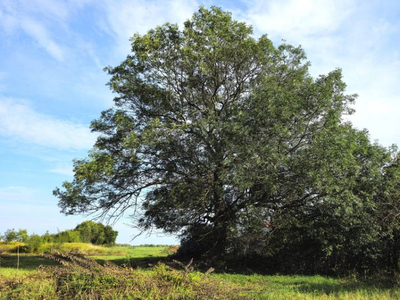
(26, 234), (44, 253)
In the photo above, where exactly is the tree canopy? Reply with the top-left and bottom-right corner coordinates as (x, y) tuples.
(54, 7), (400, 274)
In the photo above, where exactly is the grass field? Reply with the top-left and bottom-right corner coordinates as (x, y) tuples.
(213, 273), (400, 299)
(0, 244), (172, 271)
(1, 243), (400, 299)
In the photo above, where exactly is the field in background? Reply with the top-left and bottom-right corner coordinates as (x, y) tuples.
(1, 243), (400, 299)
(0, 243), (174, 271)
(0, 241), (173, 256)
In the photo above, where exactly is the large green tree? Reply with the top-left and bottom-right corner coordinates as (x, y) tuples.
(55, 7), (381, 261)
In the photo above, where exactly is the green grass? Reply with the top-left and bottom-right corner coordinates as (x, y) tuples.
(213, 273), (400, 299)
(0, 254), (59, 270)
(89, 246), (170, 268)
(1, 243), (400, 299)
(42, 242), (129, 255)
(89, 245), (169, 257)
(0, 244), (171, 272)
(0, 268), (35, 277)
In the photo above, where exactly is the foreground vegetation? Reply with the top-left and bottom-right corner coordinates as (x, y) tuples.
(1, 243), (400, 299)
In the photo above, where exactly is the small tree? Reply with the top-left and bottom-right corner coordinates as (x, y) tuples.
(17, 229), (29, 243)
(3, 229), (18, 242)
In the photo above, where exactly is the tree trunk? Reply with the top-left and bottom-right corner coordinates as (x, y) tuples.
(211, 222), (228, 258)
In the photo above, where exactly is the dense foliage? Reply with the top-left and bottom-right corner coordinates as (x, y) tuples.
(54, 7), (400, 274)
(73, 221), (118, 245)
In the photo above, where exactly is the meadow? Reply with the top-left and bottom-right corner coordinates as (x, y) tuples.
(1, 243), (400, 299)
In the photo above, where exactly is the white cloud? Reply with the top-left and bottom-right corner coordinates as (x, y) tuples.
(0, 98), (96, 150)
(349, 97), (400, 147)
(245, 0), (355, 41)
(240, 0), (357, 73)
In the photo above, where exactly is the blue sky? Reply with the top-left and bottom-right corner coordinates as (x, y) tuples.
(1, 0), (400, 245)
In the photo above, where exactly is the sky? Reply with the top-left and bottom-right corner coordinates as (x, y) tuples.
(1, 0), (400, 245)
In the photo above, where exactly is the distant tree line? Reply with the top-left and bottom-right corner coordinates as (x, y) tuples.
(0, 221), (118, 252)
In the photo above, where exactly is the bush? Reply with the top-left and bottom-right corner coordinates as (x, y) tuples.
(26, 234), (44, 253)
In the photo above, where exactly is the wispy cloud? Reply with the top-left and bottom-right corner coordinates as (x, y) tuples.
(0, 1), (69, 61)
(20, 18), (65, 61)
(0, 98), (96, 150)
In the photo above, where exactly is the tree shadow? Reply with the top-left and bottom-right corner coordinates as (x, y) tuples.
(94, 255), (170, 269)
